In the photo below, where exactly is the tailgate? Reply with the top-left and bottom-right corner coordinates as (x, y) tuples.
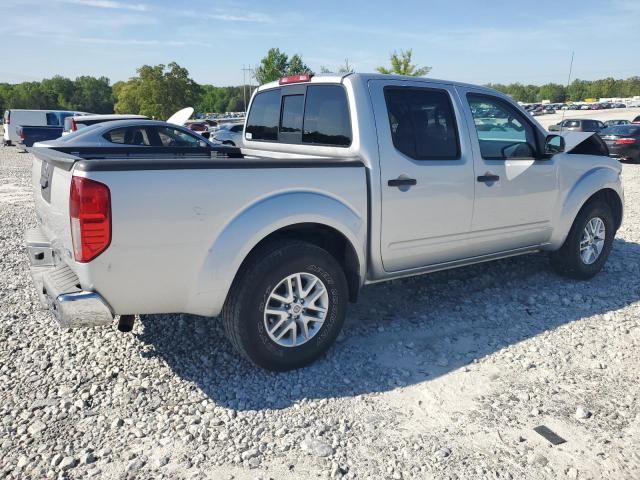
(30, 147), (78, 263)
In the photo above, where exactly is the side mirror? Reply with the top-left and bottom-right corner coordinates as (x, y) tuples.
(544, 134), (564, 156)
(198, 140), (208, 148)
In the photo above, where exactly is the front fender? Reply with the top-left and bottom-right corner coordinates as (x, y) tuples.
(548, 159), (623, 249)
(186, 190), (367, 316)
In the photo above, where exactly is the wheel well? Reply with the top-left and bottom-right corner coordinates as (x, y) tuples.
(585, 188), (623, 230)
(242, 223), (361, 302)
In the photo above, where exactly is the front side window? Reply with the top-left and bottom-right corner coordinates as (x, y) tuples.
(384, 87), (460, 160)
(246, 89), (280, 141)
(154, 126), (202, 147)
(302, 85), (351, 146)
(104, 127), (152, 146)
(467, 94), (537, 159)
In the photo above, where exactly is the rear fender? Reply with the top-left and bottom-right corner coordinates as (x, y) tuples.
(185, 190), (366, 316)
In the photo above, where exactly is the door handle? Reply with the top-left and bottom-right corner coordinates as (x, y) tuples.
(388, 178), (417, 187)
(477, 174), (500, 183)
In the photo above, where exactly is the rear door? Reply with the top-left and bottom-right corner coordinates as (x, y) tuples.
(369, 79), (476, 272)
(459, 88), (557, 253)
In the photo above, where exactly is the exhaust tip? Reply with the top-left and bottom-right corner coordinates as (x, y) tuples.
(117, 315), (135, 332)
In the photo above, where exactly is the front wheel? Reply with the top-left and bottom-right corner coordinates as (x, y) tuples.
(549, 200), (615, 280)
(222, 240), (348, 371)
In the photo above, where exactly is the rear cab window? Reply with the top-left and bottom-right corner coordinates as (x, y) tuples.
(246, 83), (352, 147)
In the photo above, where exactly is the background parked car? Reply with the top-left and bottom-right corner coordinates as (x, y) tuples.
(4, 109), (83, 145)
(211, 122), (244, 146)
(548, 119), (606, 133)
(185, 121), (211, 139)
(599, 124), (640, 162)
(63, 114), (148, 135)
(39, 119), (216, 149)
(604, 119), (631, 127)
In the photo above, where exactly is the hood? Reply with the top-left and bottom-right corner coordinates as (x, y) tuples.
(166, 107), (194, 126)
(559, 131), (608, 156)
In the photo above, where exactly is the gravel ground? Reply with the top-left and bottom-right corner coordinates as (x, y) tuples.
(1, 146), (639, 480)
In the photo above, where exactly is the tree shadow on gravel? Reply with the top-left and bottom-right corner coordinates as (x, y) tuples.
(138, 238), (640, 411)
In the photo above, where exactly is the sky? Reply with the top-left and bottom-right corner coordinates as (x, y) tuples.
(2, 0), (639, 86)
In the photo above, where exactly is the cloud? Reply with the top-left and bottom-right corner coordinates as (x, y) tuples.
(174, 10), (274, 23)
(58, 0), (148, 12)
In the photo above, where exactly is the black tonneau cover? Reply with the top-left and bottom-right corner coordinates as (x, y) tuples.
(29, 145), (243, 171)
(30, 144), (364, 172)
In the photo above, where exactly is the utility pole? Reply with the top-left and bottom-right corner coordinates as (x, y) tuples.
(241, 64), (252, 114)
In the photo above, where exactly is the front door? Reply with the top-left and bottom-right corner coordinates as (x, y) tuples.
(369, 80), (476, 272)
(459, 88), (558, 253)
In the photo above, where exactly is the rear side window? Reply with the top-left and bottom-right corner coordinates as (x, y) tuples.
(246, 84), (352, 147)
(563, 120), (580, 128)
(384, 87), (460, 160)
(104, 127), (152, 146)
(246, 89), (280, 140)
(303, 85), (351, 146)
(46, 113), (59, 126)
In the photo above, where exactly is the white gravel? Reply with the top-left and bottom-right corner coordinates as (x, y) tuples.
(1, 146), (639, 480)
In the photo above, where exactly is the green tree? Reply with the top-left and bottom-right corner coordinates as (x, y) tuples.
(320, 59), (355, 74)
(113, 62), (201, 119)
(537, 83), (566, 103)
(70, 76), (113, 113)
(254, 48), (290, 85)
(253, 49), (314, 85)
(376, 49), (431, 76)
(567, 79), (590, 102)
(287, 54), (313, 75)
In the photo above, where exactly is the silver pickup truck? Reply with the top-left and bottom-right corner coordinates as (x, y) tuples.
(26, 73), (624, 371)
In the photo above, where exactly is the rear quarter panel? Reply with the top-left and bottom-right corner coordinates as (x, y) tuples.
(74, 164), (368, 316)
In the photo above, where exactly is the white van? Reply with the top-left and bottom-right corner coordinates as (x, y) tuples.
(3, 110), (83, 146)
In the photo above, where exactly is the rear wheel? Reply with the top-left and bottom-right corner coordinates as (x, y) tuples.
(222, 240), (348, 371)
(549, 200), (615, 280)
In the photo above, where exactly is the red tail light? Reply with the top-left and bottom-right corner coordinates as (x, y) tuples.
(70, 118), (77, 132)
(279, 74), (313, 85)
(18, 128), (25, 141)
(615, 138), (637, 145)
(69, 176), (111, 262)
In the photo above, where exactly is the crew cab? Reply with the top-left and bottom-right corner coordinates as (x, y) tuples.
(25, 73), (624, 371)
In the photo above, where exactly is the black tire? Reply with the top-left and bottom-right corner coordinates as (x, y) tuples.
(549, 200), (615, 280)
(222, 240), (348, 371)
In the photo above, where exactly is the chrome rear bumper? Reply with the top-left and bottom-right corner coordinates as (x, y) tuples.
(25, 227), (113, 328)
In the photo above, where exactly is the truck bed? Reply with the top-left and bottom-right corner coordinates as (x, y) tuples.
(30, 144), (368, 317)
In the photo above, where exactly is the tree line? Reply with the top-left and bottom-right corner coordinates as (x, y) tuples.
(486, 77), (640, 103)
(0, 62), (252, 119)
(2, 52), (639, 118)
